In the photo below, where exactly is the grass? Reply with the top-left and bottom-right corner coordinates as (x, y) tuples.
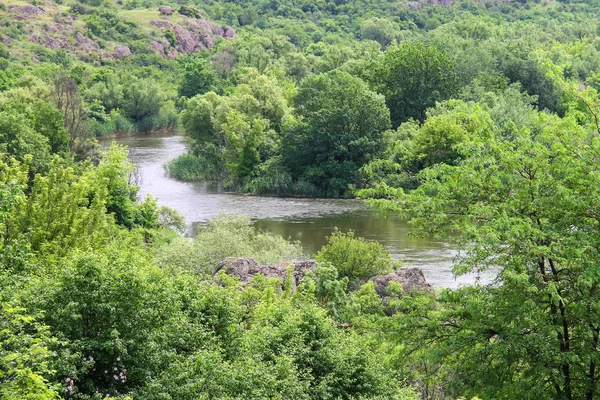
(120, 8), (185, 36)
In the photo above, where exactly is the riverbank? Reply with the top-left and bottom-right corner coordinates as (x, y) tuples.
(102, 133), (495, 288)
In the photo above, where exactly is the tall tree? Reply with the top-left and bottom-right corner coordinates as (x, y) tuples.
(373, 42), (457, 127)
(362, 97), (600, 399)
(283, 70), (390, 196)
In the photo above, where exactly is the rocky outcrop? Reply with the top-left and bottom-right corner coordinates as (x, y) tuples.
(4, 2), (232, 61)
(215, 257), (316, 291)
(158, 5), (175, 16)
(407, 2), (423, 10)
(8, 5), (45, 20)
(151, 20), (174, 29)
(215, 258), (432, 299)
(150, 17), (234, 58)
(113, 45), (131, 60)
(406, 0), (510, 9)
(370, 267), (432, 296)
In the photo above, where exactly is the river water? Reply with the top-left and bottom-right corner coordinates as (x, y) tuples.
(103, 133), (492, 288)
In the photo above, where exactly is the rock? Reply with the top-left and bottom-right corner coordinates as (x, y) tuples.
(173, 24), (197, 52)
(113, 45), (131, 59)
(370, 267), (432, 297)
(8, 5), (45, 19)
(224, 27), (236, 38)
(44, 34), (61, 50)
(150, 18), (234, 57)
(151, 38), (166, 54)
(158, 5), (175, 16)
(150, 20), (174, 28)
(407, 1), (423, 9)
(215, 257), (316, 291)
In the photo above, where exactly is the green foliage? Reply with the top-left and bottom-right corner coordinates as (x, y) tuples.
(0, 84), (69, 173)
(165, 152), (224, 181)
(178, 70), (288, 186)
(363, 83), (600, 399)
(0, 303), (60, 399)
(156, 214), (303, 276)
(84, 11), (147, 44)
(178, 5), (202, 19)
(360, 17), (402, 48)
(122, 77), (165, 125)
(316, 229), (397, 282)
(373, 42), (458, 127)
(178, 56), (217, 98)
(8, 1), (600, 399)
(282, 70), (390, 197)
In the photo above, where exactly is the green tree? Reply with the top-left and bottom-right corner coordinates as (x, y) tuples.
(362, 93), (600, 399)
(178, 56), (217, 99)
(0, 303), (60, 399)
(373, 42), (457, 127)
(122, 77), (165, 130)
(360, 17), (401, 48)
(282, 71), (390, 196)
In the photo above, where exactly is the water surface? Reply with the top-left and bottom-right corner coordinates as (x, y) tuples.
(102, 133), (492, 288)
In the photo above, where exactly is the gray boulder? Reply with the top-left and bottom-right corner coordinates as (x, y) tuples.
(214, 257), (316, 291)
(158, 5), (175, 16)
(113, 45), (131, 60)
(370, 267), (432, 297)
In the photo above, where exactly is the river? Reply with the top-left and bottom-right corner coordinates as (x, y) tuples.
(103, 133), (492, 288)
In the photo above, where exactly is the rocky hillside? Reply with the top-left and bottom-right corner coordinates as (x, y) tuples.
(0, 0), (234, 62)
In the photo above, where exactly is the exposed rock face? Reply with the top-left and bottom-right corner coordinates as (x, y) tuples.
(370, 268), (432, 297)
(406, 0), (509, 9)
(407, 1), (423, 9)
(428, 0), (454, 6)
(216, 258), (432, 302)
(76, 31), (99, 52)
(8, 5), (45, 20)
(113, 45), (131, 60)
(151, 20), (174, 29)
(150, 18), (235, 58)
(215, 257), (316, 291)
(158, 5), (175, 16)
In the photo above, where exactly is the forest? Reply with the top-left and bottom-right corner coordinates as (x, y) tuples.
(2, 0), (600, 398)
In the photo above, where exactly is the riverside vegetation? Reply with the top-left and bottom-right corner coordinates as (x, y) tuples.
(3, 0), (600, 398)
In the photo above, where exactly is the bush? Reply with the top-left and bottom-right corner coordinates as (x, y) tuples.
(155, 214), (304, 276)
(90, 111), (136, 137)
(178, 5), (202, 19)
(316, 229), (397, 282)
(166, 147), (226, 181)
(242, 171), (320, 197)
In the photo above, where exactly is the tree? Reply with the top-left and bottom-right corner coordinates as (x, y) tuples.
(282, 70), (390, 196)
(360, 17), (401, 48)
(179, 70), (288, 184)
(122, 77), (165, 129)
(52, 74), (97, 161)
(373, 42), (457, 127)
(362, 96), (600, 399)
(178, 56), (217, 99)
(0, 303), (60, 399)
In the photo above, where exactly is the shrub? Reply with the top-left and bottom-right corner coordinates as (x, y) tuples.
(165, 149), (226, 181)
(178, 5), (202, 19)
(155, 214), (304, 276)
(316, 229), (397, 282)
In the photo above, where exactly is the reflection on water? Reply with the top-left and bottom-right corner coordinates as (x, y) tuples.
(101, 133), (493, 288)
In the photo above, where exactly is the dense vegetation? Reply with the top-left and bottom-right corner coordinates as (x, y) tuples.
(3, 0), (600, 398)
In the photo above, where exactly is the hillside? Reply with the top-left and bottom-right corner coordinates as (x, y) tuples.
(1, 1), (234, 61)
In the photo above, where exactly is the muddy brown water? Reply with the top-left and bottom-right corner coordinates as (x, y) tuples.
(102, 133), (493, 288)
